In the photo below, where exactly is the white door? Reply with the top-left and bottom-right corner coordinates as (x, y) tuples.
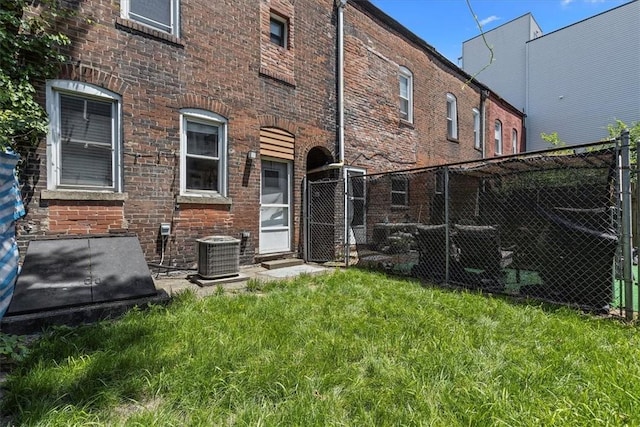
(260, 159), (292, 254)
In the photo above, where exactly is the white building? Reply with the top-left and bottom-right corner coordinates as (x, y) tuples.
(462, 0), (640, 151)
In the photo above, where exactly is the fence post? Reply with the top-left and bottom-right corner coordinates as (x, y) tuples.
(302, 176), (308, 262)
(444, 166), (450, 284)
(636, 134), (640, 318)
(621, 129), (634, 320)
(344, 174), (350, 268)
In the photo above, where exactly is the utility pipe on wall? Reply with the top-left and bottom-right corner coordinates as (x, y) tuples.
(336, 0), (347, 165)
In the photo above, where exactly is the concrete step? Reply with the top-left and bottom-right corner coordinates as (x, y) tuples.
(261, 258), (304, 270)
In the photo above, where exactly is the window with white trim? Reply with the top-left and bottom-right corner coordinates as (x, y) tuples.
(399, 66), (413, 123)
(46, 80), (122, 191)
(512, 129), (518, 154)
(269, 13), (288, 48)
(495, 120), (503, 155)
(180, 109), (228, 196)
(472, 108), (481, 150)
(121, 0), (179, 36)
(391, 175), (409, 206)
(446, 93), (458, 139)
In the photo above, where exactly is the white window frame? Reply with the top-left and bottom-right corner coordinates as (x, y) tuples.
(269, 13), (288, 48)
(179, 109), (228, 197)
(121, 0), (180, 37)
(472, 108), (481, 150)
(512, 129), (518, 154)
(495, 120), (503, 155)
(390, 175), (409, 207)
(399, 66), (413, 123)
(46, 80), (122, 192)
(446, 93), (458, 140)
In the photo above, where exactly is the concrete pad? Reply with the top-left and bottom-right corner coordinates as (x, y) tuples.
(261, 258), (304, 269)
(188, 273), (249, 287)
(258, 264), (327, 279)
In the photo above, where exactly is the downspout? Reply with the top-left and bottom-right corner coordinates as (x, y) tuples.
(481, 90), (489, 159)
(338, 0), (348, 267)
(337, 0), (347, 165)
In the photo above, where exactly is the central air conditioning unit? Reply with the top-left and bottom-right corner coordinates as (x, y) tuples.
(196, 235), (241, 279)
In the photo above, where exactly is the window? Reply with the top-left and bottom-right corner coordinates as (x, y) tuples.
(46, 80), (122, 191)
(512, 129), (518, 154)
(180, 109), (228, 196)
(270, 14), (287, 47)
(121, 0), (179, 36)
(472, 108), (481, 150)
(399, 66), (413, 123)
(391, 175), (408, 206)
(494, 120), (503, 155)
(446, 93), (458, 140)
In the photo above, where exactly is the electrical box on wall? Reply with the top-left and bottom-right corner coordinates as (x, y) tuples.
(160, 223), (171, 236)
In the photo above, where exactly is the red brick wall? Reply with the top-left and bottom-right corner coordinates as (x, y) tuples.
(486, 95), (525, 157)
(47, 201), (126, 235)
(343, 3), (483, 173)
(343, 2), (524, 172)
(18, 0), (337, 267)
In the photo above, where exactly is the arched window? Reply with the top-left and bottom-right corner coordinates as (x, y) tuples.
(494, 120), (503, 155)
(46, 80), (122, 191)
(446, 93), (458, 139)
(472, 108), (481, 149)
(399, 66), (413, 123)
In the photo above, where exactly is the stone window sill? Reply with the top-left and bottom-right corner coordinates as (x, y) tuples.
(115, 17), (183, 46)
(399, 119), (415, 129)
(259, 66), (296, 87)
(40, 190), (128, 202)
(176, 194), (232, 206)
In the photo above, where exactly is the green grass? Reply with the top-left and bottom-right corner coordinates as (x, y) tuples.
(2, 269), (640, 426)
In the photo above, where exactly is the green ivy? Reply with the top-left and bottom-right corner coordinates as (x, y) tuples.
(0, 0), (71, 152)
(0, 332), (30, 363)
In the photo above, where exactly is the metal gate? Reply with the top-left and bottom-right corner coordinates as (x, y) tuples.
(305, 178), (343, 263)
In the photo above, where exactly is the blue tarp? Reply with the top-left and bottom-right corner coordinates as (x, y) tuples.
(0, 151), (25, 320)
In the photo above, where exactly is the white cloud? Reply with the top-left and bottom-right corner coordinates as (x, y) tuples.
(562, 0), (609, 6)
(478, 15), (500, 26)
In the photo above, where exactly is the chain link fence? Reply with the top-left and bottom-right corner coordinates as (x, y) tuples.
(306, 137), (638, 317)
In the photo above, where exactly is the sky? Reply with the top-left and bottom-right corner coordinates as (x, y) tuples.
(368, 0), (631, 64)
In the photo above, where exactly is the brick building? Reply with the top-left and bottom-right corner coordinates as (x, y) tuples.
(18, 0), (524, 269)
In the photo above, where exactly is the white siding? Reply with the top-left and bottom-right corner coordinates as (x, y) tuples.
(526, 1), (640, 150)
(462, 14), (540, 111)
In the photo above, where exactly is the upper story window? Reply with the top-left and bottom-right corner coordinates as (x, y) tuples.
(391, 175), (409, 206)
(270, 13), (288, 48)
(446, 93), (458, 140)
(46, 80), (122, 192)
(399, 66), (413, 123)
(512, 129), (518, 154)
(495, 120), (503, 155)
(180, 109), (228, 197)
(472, 108), (481, 150)
(121, 0), (179, 36)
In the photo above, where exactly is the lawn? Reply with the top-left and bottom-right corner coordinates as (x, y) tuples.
(2, 269), (640, 426)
